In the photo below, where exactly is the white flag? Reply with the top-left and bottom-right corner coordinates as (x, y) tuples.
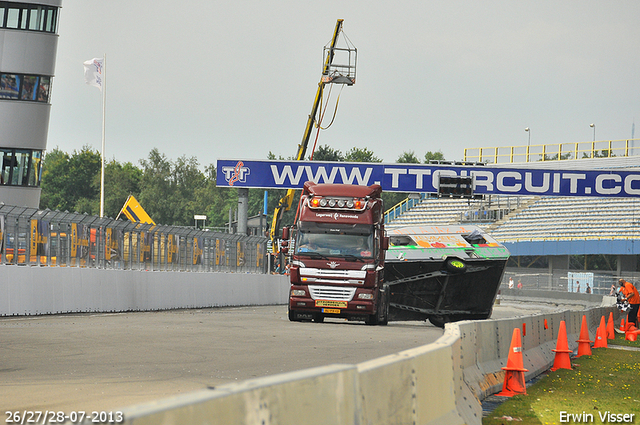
(83, 57), (104, 91)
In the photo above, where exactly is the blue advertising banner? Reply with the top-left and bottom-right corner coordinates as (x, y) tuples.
(216, 159), (640, 198)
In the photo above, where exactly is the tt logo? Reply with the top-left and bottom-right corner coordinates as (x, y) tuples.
(222, 161), (250, 186)
(327, 261), (340, 269)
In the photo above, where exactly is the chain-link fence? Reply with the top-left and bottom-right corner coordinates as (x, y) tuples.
(502, 267), (640, 296)
(0, 205), (268, 273)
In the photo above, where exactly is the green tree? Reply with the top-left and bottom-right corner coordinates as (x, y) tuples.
(138, 149), (175, 225)
(396, 150), (421, 164)
(103, 160), (142, 218)
(39, 146), (101, 214)
(193, 164), (233, 229)
(69, 147), (101, 209)
(173, 155), (207, 225)
(344, 147), (381, 163)
(267, 151), (283, 160)
(312, 145), (344, 161)
(137, 149), (211, 226)
(582, 149), (616, 159)
(541, 153), (572, 161)
(424, 150), (445, 163)
(40, 148), (71, 211)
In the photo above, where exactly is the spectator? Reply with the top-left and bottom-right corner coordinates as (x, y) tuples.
(586, 283), (591, 294)
(609, 284), (617, 296)
(517, 279), (523, 289)
(576, 281), (581, 293)
(619, 279), (640, 327)
(508, 277), (514, 289)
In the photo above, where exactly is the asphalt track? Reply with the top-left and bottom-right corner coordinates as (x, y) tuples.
(1, 302), (549, 414)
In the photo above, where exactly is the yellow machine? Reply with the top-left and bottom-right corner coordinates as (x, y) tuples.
(117, 194), (155, 225)
(269, 19), (356, 251)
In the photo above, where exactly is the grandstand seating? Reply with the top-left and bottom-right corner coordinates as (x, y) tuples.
(385, 197), (485, 227)
(490, 196), (640, 242)
(386, 195), (640, 242)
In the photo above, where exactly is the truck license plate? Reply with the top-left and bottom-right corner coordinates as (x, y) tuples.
(315, 300), (347, 308)
(322, 308), (341, 314)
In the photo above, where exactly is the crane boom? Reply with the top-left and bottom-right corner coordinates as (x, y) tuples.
(269, 19), (348, 247)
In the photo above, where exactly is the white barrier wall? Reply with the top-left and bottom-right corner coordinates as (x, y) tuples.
(122, 365), (360, 425)
(116, 298), (617, 425)
(0, 265), (290, 316)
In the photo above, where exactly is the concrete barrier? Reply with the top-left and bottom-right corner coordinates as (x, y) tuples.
(121, 365), (359, 425)
(0, 265), (290, 316)
(3, 273), (620, 425)
(357, 326), (475, 425)
(117, 302), (618, 425)
(459, 306), (618, 401)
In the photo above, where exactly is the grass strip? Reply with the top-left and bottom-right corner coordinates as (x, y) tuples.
(483, 333), (640, 424)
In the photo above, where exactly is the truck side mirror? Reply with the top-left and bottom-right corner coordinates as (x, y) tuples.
(280, 240), (289, 254)
(282, 227), (290, 240)
(382, 236), (389, 251)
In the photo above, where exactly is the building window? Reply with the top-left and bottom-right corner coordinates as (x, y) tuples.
(37, 76), (50, 101)
(0, 73), (51, 102)
(0, 148), (42, 187)
(0, 2), (58, 33)
(0, 73), (19, 99)
(5, 5), (18, 29)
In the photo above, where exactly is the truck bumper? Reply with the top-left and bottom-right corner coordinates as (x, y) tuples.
(289, 294), (375, 320)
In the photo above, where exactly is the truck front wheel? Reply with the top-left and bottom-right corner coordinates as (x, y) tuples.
(366, 287), (389, 326)
(288, 307), (298, 322)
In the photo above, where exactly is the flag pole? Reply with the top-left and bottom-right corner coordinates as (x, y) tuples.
(100, 53), (106, 217)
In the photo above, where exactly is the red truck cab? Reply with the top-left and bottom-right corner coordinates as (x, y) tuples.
(285, 182), (389, 325)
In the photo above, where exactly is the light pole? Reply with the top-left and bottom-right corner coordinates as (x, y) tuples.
(524, 127), (530, 162)
(590, 123), (595, 141)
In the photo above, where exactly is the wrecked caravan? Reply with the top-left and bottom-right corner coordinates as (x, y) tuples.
(385, 225), (510, 327)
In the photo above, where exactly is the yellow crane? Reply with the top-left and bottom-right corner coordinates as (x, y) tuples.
(269, 19), (356, 250)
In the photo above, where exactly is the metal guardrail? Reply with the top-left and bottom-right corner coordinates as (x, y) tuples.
(0, 204), (268, 273)
(464, 139), (639, 164)
(385, 194), (530, 226)
(384, 193), (427, 224)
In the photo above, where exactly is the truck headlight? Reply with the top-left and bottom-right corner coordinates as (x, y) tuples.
(291, 289), (306, 296)
(358, 293), (373, 299)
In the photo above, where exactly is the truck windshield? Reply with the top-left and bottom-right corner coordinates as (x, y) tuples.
(294, 222), (374, 259)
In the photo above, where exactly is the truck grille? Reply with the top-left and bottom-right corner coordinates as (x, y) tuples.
(299, 267), (366, 285)
(308, 285), (357, 301)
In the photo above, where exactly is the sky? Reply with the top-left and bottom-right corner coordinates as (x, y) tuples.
(47, 0), (640, 168)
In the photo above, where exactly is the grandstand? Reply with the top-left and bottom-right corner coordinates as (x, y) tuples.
(489, 197), (640, 242)
(385, 195), (534, 229)
(386, 195), (640, 241)
(384, 154), (640, 294)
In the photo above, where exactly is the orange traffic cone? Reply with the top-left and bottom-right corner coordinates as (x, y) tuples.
(625, 329), (638, 342)
(551, 320), (573, 370)
(606, 312), (615, 340)
(593, 316), (608, 348)
(496, 327), (529, 397)
(576, 315), (592, 357)
(620, 318), (626, 332)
